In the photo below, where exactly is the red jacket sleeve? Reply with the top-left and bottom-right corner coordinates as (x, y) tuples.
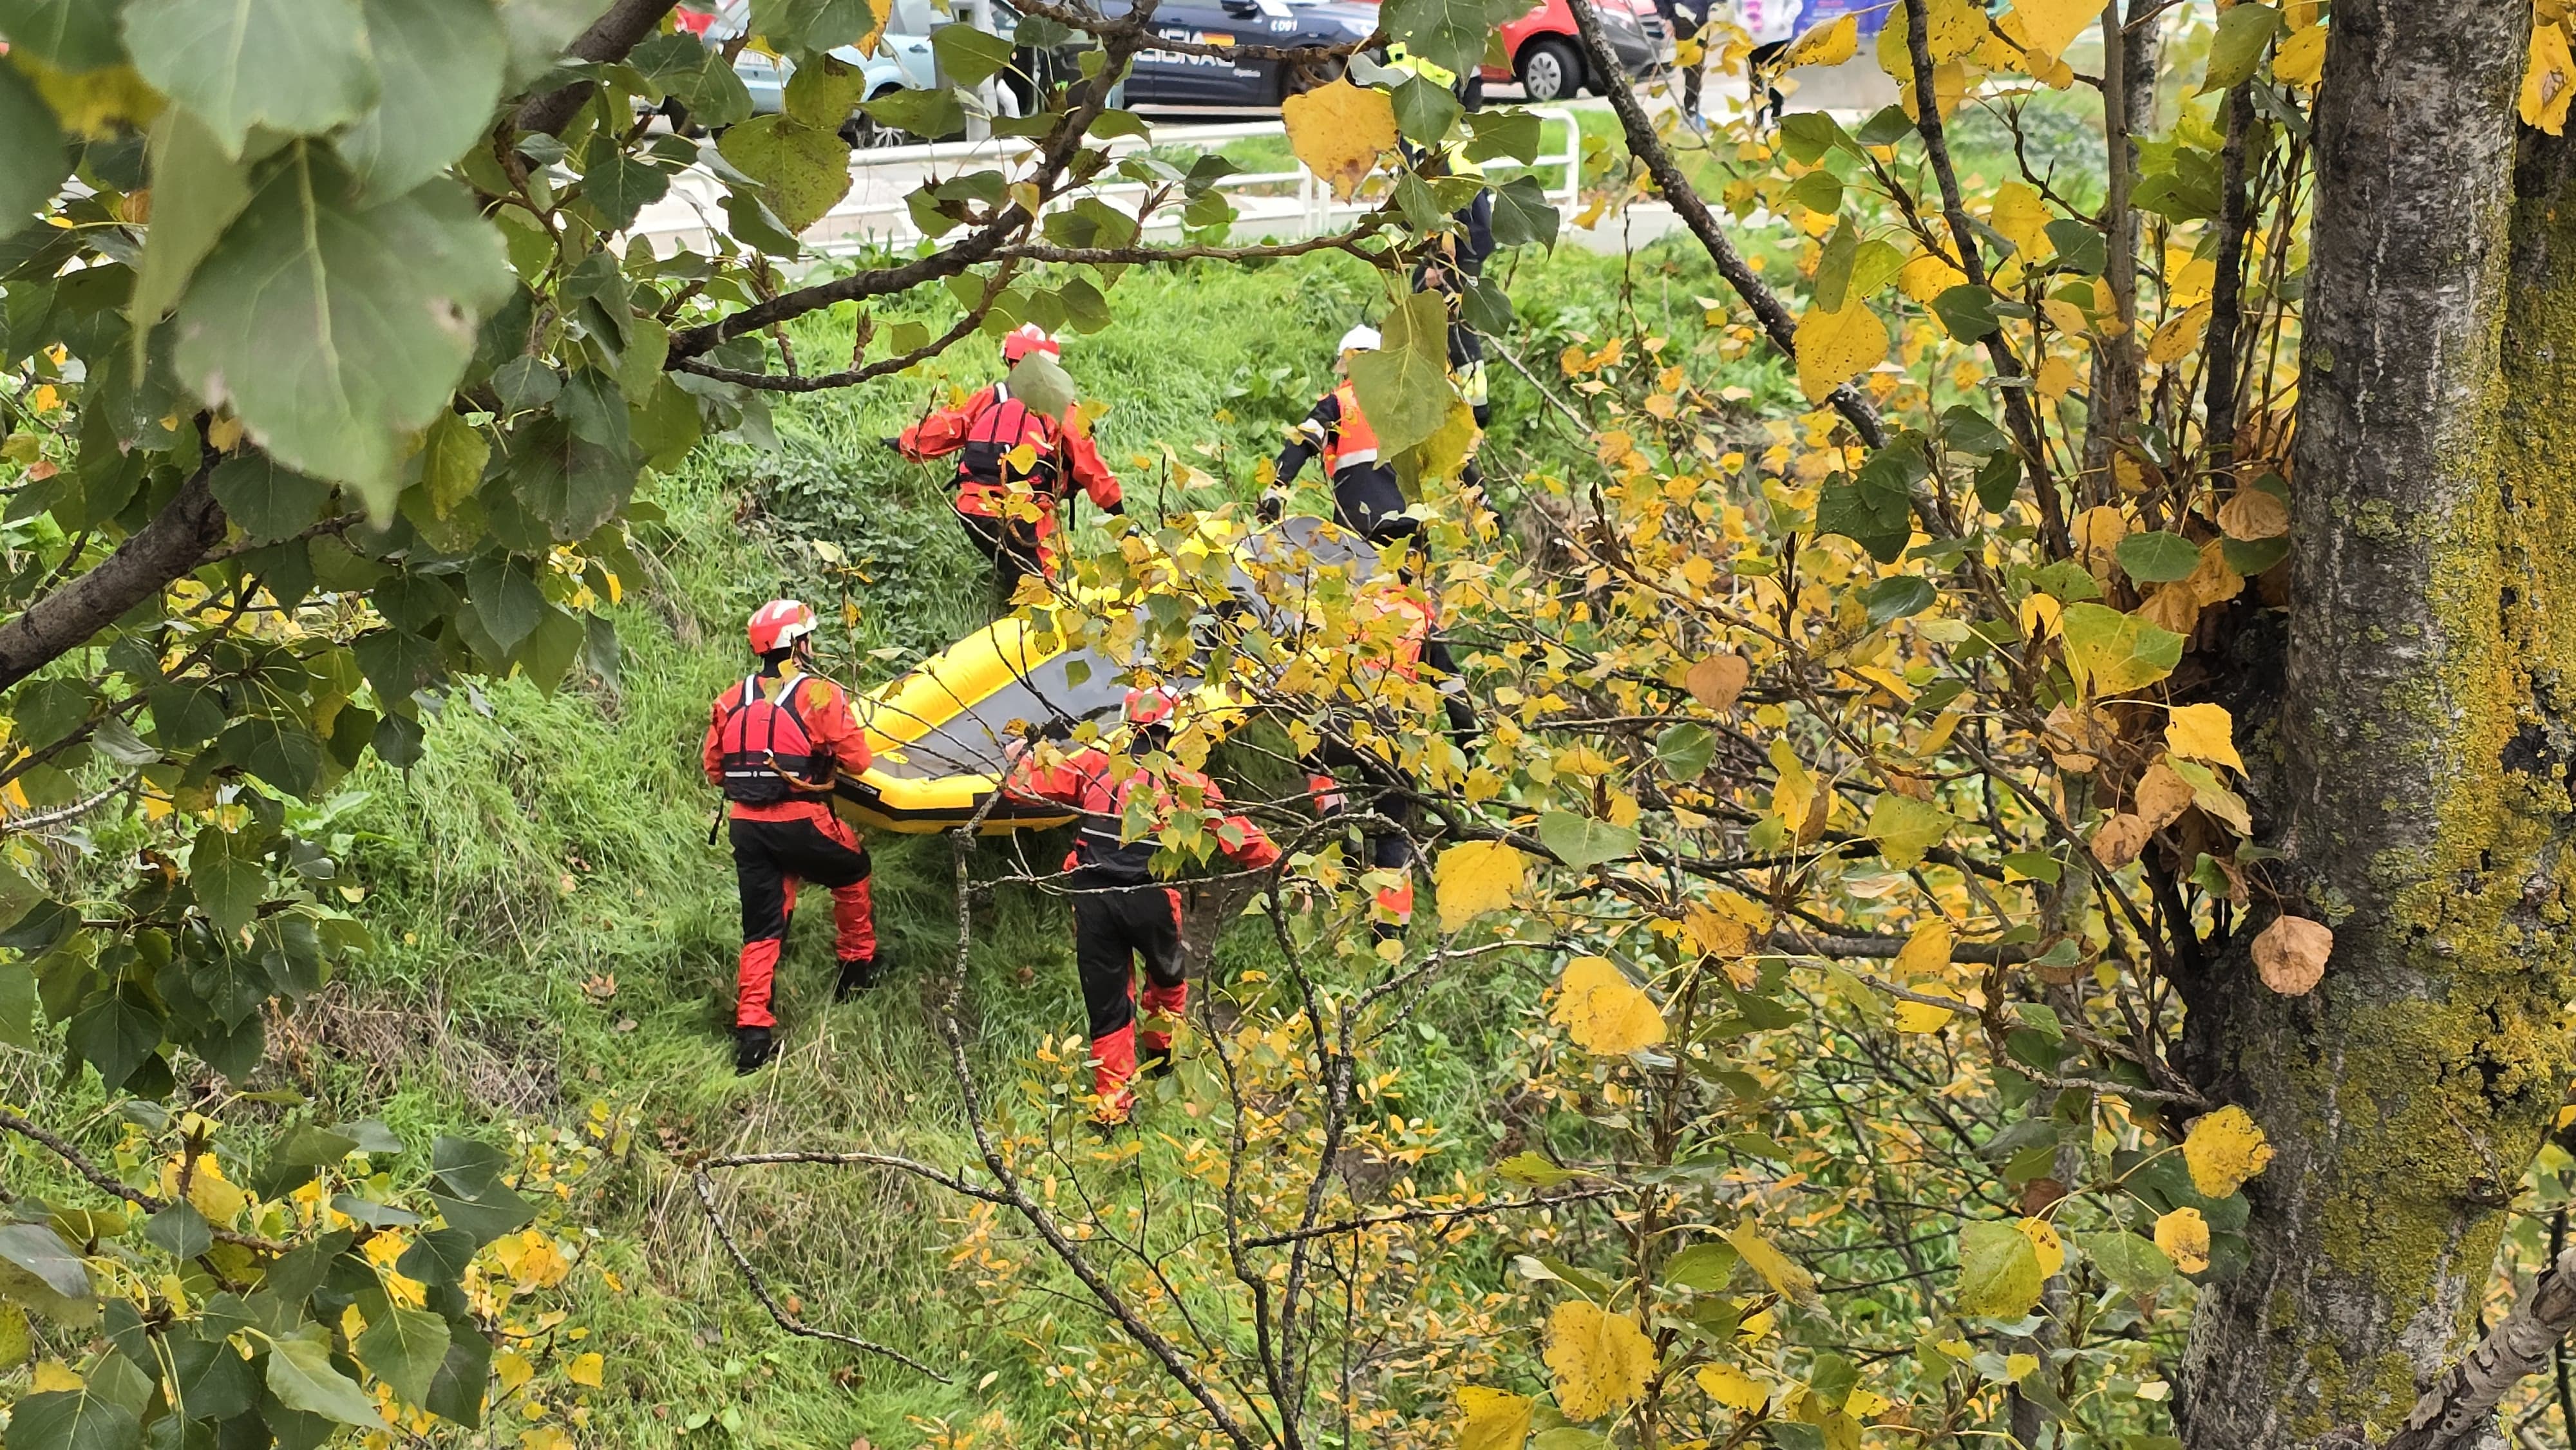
(898, 387), (993, 462)
(702, 702), (726, 787)
(1063, 425), (1122, 511)
(1196, 777), (1280, 870)
(1003, 746), (1100, 808)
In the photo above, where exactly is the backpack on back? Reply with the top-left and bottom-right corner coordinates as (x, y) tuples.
(958, 384), (1065, 495)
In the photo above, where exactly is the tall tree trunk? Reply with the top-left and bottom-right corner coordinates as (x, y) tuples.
(2079, 0), (2161, 496)
(2175, 6), (2570, 1447)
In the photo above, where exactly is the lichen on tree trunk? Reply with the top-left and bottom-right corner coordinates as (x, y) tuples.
(2174, 5), (2576, 1445)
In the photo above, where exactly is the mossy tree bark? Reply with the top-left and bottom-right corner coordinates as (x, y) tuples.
(2174, 5), (2576, 1445)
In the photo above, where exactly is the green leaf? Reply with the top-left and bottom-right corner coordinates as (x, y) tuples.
(752, 0), (874, 49)
(2115, 529), (2200, 585)
(2060, 601), (2184, 697)
(783, 50), (870, 126)
(1389, 74), (1461, 146)
(505, 415), (637, 539)
(1379, 0), (1522, 75)
(123, 0), (378, 156)
(931, 22), (1016, 86)
(1006, 350), (1077, 417)
(190, 826), (264, 937)
(1940, 403), (2009, 457)
(357, 1304), (451, 1406)
(168, 1330), (258, 1421)
(1488, 173), (1556, 250)
(209, 453), (333, 543)
(265, 1325), (383, 1426)
(1536, 811), (1640, 871)
(496, 0), (611, 85)
(863, 86), (964, 141)
(2045, 216), (2105, 275)
(1654, 722), (1714, 779)
(1955, 1219), (2043, 1318)
(5, 1388), (141, 1450)
(420, 410), (490, 518)
(428, 1136), (536, 1244)
(1785, 167), (1842, 216)
(66, 988), (164, 1092)
(171, 147), (513, 504)
(1861, 574), (1935, 625)
(0, 962), (33, 1048)
(396, 1227), (478, 1289)
(423, 1326), (491, 1426)
(134, 109), (250, 336)
(0, 0), (132, 70)
(1495, 1150), (1577, 1187)
(467, 558), (544, 654)
(1865, 791), (1955, 869)
(0, 58), (68, 235)
(581, 136), (668, 232)
(342, 0), (507, 198)
(2073, 1230), (2172, 1297)
(1777, 111), (1849, 165)
(1662, 1241), (1739, 1292)
(717, 114), (852, 232)
(144, 1201), (213, 1259)
(1461, 107), (1540, 162)
(634, 32), (753, 127)
(0, 1222), (90, 1299)
(256, 1124), (363, 1194)
(2221, 534), (2288, 576)
(2199, 2), (2280, 92)
(1930, 283), (1998, 342)
(1347, 288), (1454, 458)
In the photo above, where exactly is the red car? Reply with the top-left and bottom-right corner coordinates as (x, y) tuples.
(1489, 0), (1672, 102)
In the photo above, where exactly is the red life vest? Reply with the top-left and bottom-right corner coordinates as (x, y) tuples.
(1323, 381), (1382, 475)
(958, 384), (1068, 499)
(714, 675), (831, 805)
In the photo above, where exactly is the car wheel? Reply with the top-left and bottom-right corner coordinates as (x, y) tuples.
(1281, 54), (1344, 100)
(1517, 36), (1581, 102)
(842, 91), (909, 148)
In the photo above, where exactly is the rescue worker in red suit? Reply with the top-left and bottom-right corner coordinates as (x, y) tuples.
(1259, 325), (1417, 544)
(896, 325), (1124, 594)
(1001, 687), (1282, 1125)
(702, 600), (881, 1074)
(1302, 563), (1480, 943)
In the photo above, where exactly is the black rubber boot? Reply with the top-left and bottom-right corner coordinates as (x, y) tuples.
(834, 956), (879, 1001)
(734, 1026), (775, 1075)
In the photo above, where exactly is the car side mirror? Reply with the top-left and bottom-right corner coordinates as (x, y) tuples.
(1220, 0), (1260, 17)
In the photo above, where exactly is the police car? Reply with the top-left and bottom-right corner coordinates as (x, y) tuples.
(1101, 0), (1381, 108)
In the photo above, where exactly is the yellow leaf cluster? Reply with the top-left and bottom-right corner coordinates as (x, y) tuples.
(1789, 14), (1858, 65)
(1459, 1386), (1535, 1450)
(2009, 0), (2096, 62)
(1545, 1301), (1655, 1420)
(2181, 1104), (2275, 1198)
(1795, 301), (1889, 404)
(1696, 1362), (1770, 1411)
(1551, 957), (1668, 1055)
(2154, 1206), (2211, 1272)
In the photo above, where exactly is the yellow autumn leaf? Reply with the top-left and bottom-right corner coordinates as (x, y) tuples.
(1890, 988), (1959, 1033)
(1769, 737), (1818, 835)
(2164, 703), (2244, 772)
(1986, 183), (2053, 261)
(2154, 1206), (2211, 1273)
(1899, 250), (1968, 302)
(2181, 1104), (2275, 1198)
(1545, 1300), (1655, 1420)
(1551, 957), (1668, 1055)
(2011, 0), (2096, 62)
(1696, 1362), (1770, 1412)
(2273, 23), (2326, 86)
(1459, 1386), (1535, 1450)
(1727, 1221), (1819, 1303)
(31, 1361), (83, 1392)
(2036, 355), (2079, 400)
(1895, 919), (1954, 977)
(1435, 840), (1526, 932)
(1795, 300), (1889, 404)
(2146, 300), (2214, 366)
(1789, 14), (1858, 65)
(2528, 21), (2576, 135)
(566, 1351), (605, 1388)
(1281, 80), (1397, 201)
(2016, 1218), (2065, 1278)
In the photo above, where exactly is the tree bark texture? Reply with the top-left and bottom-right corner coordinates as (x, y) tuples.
(2175, 6), (2568, 1447)
(0, 459), (227, 695)
(2079, 0), (2160, 495)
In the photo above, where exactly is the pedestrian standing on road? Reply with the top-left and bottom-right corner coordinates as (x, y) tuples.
(1658, 0), (1712, 121)
(1738, 0), (1801, 127)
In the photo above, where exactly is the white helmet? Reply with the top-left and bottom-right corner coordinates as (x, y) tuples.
(1338, 325), (1381, 353)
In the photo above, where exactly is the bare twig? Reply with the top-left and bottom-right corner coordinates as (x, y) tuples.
(0, 775), (137, 836)
(688, 1165), (954, 1379)
(2389, 1245), (2576, 1450)
(1243, 1187), (1624, 1248)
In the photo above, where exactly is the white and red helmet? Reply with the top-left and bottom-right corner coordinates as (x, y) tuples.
(747, 599), (819, 655)
(1002, 324), (1060, 364)
(1123, 685), (1179, 729)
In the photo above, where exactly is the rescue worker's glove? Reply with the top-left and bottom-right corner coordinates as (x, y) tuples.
(1099, 498), (1124, 515)
(1256, 490), (1285, 525)
(1443, 692), (1483, 753)
(878, 435), (904, 452)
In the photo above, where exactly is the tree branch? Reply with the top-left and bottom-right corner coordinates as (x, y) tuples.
(0, 1106), (287, 1254)
(2389, 1245), (2576, 1450)
(1560, 0), (1891, 453)
(512, 0), (685, 138)
(1242, 1187), (1624, 1248)
(688, 1165), (956, 1379)
(0, 448), (228, 697)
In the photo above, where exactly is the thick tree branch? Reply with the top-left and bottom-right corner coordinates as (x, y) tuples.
(1561, 0), (1890, 454)
(0, 1107), (287, 1254)
(2388, 1247), (2576, 1450)
(0, 449), (227, 697)
(513, 0), (685, 138)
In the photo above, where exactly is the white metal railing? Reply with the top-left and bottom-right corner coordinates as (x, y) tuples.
(632, 107), (1584, 257)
